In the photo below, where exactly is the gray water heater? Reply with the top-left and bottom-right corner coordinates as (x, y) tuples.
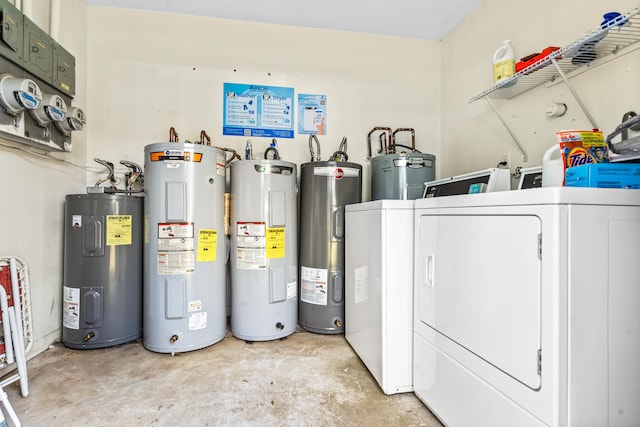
(298, 161), (362, 334)
(62, 193), (143, 349)
(371, 152), (436, 200)
(143, 142), (227, 353)
(229, 160), (298, 341)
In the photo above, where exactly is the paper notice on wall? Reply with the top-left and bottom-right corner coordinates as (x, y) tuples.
(223, 83), (294, 138)
(300, 266), (328, 305)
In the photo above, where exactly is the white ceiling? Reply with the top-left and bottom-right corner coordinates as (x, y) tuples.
(85, 0), (483, 41)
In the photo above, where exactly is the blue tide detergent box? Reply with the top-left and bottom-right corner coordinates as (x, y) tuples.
(565, 163), (640, 188)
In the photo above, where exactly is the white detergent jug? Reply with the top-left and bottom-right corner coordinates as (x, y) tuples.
(541, 144), (564, 187)
(493, 40), (516, 83)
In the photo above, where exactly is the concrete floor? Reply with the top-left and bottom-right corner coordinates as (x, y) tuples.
(2, 329), (442, 427)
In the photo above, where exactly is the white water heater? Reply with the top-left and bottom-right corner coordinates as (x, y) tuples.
(229, 160), (298, 341)
(143, 142), (227, 353)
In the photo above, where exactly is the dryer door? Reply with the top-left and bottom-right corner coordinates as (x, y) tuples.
(416, 213), (542, 389)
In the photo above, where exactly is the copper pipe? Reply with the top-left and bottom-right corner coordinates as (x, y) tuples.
(391, 128), (416, 153)
(169, 127), (179, 142)
(367, 127), (392, 159)
(199, 130), (211, 146)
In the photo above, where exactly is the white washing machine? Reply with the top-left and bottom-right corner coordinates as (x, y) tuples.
(413, 187), (640, 426)
(345, 200), (414, 395)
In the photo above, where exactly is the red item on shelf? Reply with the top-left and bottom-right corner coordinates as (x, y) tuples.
(516, 46), (561, 72)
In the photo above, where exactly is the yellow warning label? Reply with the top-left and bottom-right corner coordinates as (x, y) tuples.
(106, 215), (132, 246)
(266, 227), (285, 259)
(197, 229), (217, 262)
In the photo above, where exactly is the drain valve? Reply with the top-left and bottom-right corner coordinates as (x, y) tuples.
(169, 334), (179, 343)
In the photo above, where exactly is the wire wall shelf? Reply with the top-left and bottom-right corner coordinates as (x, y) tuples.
(470, 6), (640, 102)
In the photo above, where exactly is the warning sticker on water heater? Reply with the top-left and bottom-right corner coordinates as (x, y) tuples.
(63, 286), (80, 330)
(157, 252), (195, 275)
(217, 153), (226, 176)
(266, 227), (285, 258)
(189, 311), (207, 330)
(106, 215), (132, 246)
(300, 266), (328, 305)
(196, 229), (217, 262)
(236, 221), (267, 269)
(157, 223), (195, 274)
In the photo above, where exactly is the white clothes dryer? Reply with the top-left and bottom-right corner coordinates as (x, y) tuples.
(345, 200), (414, 395)
(413, 187), (640, 426)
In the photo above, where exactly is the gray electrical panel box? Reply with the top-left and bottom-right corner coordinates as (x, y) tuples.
(53, 41), (74, 96)
(0, 2), (24, 66)
(22, 16), (53, 85)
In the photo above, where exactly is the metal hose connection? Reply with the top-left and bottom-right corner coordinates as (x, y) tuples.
(309, 134), (321, 161)
(169, 127), (179, 142)
(391, 128), (416, 153)
(120, 160), (144, 190)
(245, 139), (253, 160)
(330, 136), (349, 162)
(367, 127), (392, 159)
(94, 158), (116, 188)
(199, 130), (211, 146)
(379, 133), (388, 155)
(217, 147), (241, 166)
(265, 138), (281, 160)
(621, 111), (640, 141)
(264, 147), (281, 160)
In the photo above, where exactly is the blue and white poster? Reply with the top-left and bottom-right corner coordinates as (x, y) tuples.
(223, 83), (294, 138)
(298, 94), (326, 135)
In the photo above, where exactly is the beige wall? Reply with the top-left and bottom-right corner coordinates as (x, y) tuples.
(441, 0), (640, 181)
(0, 0), (87, 360)
(86, 7), (442, 199)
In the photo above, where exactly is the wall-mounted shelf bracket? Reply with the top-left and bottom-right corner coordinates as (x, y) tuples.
(485, 97), (528, 162)
(549, 57), (598, 129)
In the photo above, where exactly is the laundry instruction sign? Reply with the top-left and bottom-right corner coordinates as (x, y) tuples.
(223, 83), (294, 138)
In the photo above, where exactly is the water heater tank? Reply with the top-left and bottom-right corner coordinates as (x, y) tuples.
(229, 160), (298, 341)
(298, 161), (362, 334)
(62, 193), (143, 349)
(143, 142), (227, 353)
(371, 152), (436, 200)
